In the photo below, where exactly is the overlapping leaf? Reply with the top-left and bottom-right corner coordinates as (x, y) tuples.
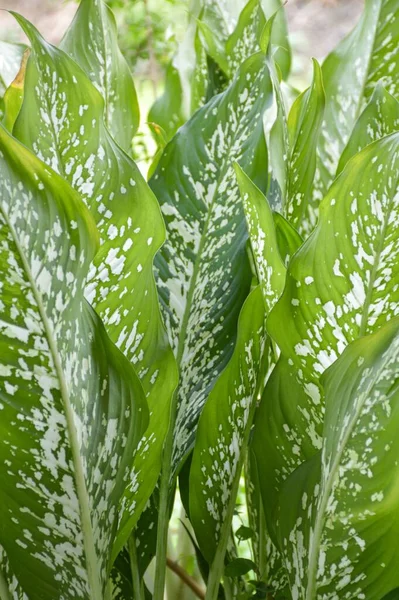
(0, 123), (147, 598)
(285, 59), (325, 236)
(253, 133), (399, 533)
(315, 0), (399, 203)
(186, 163), (289, 567)
(0, 40), (25, 119)
(2, 49), (29, 133)
(338, 83), (399, 174)
(149, 0), (290, 146)
(277, 318), (399, 600)
(150, 51), (272, 473)
(236, 164), (286, 311)
(60, 0), (140, 153)
(189, 286), (267, 563)
(12, 15), (178, 552)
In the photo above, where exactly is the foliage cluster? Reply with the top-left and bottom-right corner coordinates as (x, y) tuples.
(0, 1), (399, 600)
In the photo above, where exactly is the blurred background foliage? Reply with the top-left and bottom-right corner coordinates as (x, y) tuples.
(0, 0), (364, 96)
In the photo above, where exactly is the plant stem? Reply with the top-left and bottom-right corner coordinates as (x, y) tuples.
(205, 400), (259, 600)
(166, 558), (205, 599)
(129, 534), (144, 600)
(223, 577), (234, 600)
(153, 390), (179, 600)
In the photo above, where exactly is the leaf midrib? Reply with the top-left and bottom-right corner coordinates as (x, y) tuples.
(1, 205), (103, 598)
(305, 153), (398, 598)
(174, 117), (251, 370)
(305, 346), (392, 599)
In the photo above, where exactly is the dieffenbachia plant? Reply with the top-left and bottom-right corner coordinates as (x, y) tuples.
(1, 0), (399, 599)
(148, 0), (290, 144)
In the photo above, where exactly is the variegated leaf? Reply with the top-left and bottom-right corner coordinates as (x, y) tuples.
(0, 122), (147, 598)
(189, 286), (267, 563)
(254, 132), (399, 534)
(235, 163), (286, 311)
(60, 0), (140, 153)
(260, 0), (291, 81)
(314, 0), (399, 205)
(338, 83), (399, 174)
(225, 0), (266, 77)
(12, 16), (178, 553)
(150, 51), (272, 473)
(277, 318), (399, 599)
(286, 59), (325, 236)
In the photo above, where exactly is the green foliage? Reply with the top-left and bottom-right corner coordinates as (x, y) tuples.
(0, 0), (399, 599)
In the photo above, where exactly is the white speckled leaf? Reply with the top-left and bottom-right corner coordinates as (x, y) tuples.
(277, 318), (399, 600)
(260, 0), (291, 81)
(261, 16), (290, 213)
(235, 162), (286, 311)
(150, 51), (273, 473)
(0, 123), (148, 599)
(0, 549), (28, 600)
(60, 0), (140, 153)
(253, 133), (399, 535)
(201, 0), (290, 80)
(286, 59), (325, 236)
(189, 286), (267, 563)
(315, 0), (399, 205)
(225, 0), (266, 77)
(12, 16), (178, 556)
(338, 84), (399, 175)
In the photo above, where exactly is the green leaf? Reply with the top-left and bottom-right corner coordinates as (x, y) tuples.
(60, 0), (140, 153)
(189, 286), (267, 563)
(383, 590), (399, 600)
(0, 40), (26, 121)
(235, 163), (286, 311)
(109, 548), (133, 600)
(286, 59), (325, 236)
(245, 451), (289, 597)
(197, 14), (230, 76)
(266, 56), (290, 212)
(277, 318), (399, 599)
(235, 526), (255, 542)
(260, 0), (291, 80)
(12, 15), (178, 553)
(0, 122), (148, 598)
(148, 63), (185, 144)
(150, 51), (272, 472)
(0, 40), (25, 98)
(2, 49), (29, 133)
(337, 83), (399, 175)
(149, 13), (209, 143)
(273, 212), (302, 267)
(225, 558), (258, 578)
(225, 0), (266, 77)
(0, 549), (26, 600)
(254, 132), (399, 533)
(315, 0), (399, 202)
